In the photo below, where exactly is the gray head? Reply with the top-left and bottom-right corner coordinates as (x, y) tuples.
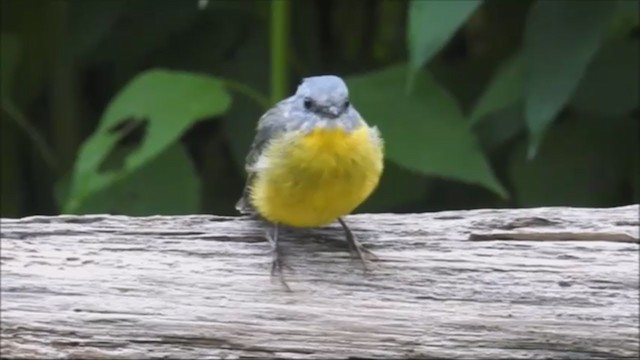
(294, 75), (351, 119)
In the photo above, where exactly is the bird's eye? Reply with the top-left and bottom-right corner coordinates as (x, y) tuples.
(303, 98), (313, 110)
(344, 100), (350, 108)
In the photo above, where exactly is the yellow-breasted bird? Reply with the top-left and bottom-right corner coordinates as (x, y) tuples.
(236, 75), (384, 286)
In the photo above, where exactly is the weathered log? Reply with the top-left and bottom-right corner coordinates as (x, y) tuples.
(1, 205), (638, 359)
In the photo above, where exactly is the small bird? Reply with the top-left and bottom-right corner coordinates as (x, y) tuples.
(236, 75), (384, 287)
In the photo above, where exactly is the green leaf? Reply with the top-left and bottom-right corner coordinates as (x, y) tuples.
(64, 69), (231, 213)
(407, 0), (482, 80)
(469, 52), (523, 125)
(58, 144), (200, 215)
(475, 104), (525, 152)
(347, 64), (507, 198)
(571, 38), (639, 118)
(523, 0), (618, 156)
(508, 116), (636, 207)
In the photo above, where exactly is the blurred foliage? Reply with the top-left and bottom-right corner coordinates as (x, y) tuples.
(0, 0), (638, 218)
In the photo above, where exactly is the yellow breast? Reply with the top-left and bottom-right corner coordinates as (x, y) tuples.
(250, 125), (383, 228)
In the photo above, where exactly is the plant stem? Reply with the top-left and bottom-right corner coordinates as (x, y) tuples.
(270, 0), (290, 105)
(1, 99), (60, 174)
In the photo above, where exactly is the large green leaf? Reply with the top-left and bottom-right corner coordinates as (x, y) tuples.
(475, 104), (525, 152)
(407, 0), (482, 79)
(508, 116), (636, 207)
(523, 0), (618, 156)
(347, 64), (506, 198)
(469, 52), (526, 152)
(68, 144), (201, 216)
(469, 52), (523, 125)
(64, 69), (231, 213)
(571, 38), (639, 118)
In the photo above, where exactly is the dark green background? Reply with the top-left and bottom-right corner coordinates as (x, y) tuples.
(1, 0), (638, 218)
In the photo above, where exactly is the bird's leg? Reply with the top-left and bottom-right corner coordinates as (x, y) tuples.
(338, 217), (378, 271)
(265, 223), (291, 291)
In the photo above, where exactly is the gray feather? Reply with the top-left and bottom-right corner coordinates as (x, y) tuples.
(235, 99), (292, 214)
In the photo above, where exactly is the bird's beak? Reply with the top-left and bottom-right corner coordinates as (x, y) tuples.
(328, 106), (340, 117)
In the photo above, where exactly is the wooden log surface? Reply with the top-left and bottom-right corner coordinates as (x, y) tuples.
(1, 205), (639, 359)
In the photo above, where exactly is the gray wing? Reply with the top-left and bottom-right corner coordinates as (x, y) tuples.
(235, 100), (292, 214)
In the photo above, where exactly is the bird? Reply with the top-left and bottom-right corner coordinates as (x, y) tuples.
(236, 75), (384, 288)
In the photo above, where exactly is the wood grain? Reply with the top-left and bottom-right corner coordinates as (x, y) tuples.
(1, 205), (638, 359)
